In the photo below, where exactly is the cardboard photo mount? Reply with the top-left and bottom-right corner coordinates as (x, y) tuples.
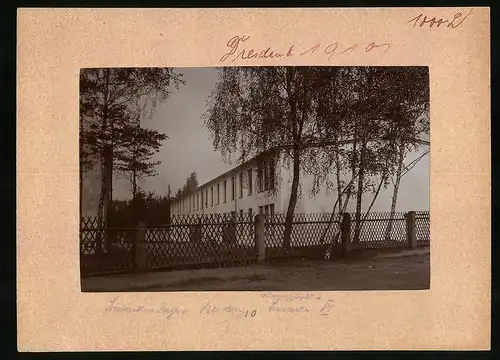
(17, 8), (490, 351)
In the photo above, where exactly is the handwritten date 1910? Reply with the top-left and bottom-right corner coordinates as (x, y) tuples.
(409, 9), (473, 28)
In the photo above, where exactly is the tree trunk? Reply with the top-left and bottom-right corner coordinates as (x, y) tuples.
(283, 148), (300, 249)
(96, 147), (112, 256)
(131, 160), (138, 225)
(385, 142), (405, 241)
(334, 138), (343, 211)
(97, 69), (111, 223)
(358, 170), (387, 237)
(353, 142), (366, 243)
(320, 168), (360, 255)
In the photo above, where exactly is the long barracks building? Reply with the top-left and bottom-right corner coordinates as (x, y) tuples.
(170, 148), (307, 218)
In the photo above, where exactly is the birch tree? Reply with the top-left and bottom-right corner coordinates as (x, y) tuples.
(203, 66), (331, 248)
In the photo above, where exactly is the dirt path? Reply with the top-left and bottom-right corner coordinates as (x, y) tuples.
(82, 252), (430, 292)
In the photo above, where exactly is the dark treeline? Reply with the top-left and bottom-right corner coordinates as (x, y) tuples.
(107, 171), (199, 226)
(108, 190), (172, 227)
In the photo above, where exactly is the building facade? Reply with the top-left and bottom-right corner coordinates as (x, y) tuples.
(170, 148), (301, 217)
(169, 145), (430, 217)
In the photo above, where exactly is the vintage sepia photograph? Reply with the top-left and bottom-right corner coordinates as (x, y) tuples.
(79, 66), (430, 292)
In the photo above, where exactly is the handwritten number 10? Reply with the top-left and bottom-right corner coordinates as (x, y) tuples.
(245, 310), (257, 317)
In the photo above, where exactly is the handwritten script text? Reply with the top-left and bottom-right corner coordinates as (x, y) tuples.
(220, 35), (391, 64)
(408, 9), (473, 28)
(105, 296), (188, 319)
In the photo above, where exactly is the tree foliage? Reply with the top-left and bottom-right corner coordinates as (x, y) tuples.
(174, 171), (199, 199)
(109, 189), (172, 227)
(203, 66), (429, 247)
(203, 67), (334, 247)
(79, 67), (184, 219)
(114, 122), (167, 199)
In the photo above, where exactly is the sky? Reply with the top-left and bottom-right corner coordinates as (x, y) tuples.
(82, 67), (430, 215)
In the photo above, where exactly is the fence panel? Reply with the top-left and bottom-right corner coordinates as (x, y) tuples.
(80, 213), (257, 276)
(80, 217), (136, 276)
(349, 212), (408, 249)
(265, 213), (341, 259)
(415, 211), (430, 246)
(80, 211), (430, 276)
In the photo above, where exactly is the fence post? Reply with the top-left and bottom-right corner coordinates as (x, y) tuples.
(255, 214), (266, 264)
(135, 222), (146, 272)
(341, 213), (351, 256)
(406, 211), (417, 248)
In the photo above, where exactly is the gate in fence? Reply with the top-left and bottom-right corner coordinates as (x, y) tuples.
(80, 211), (430, 276)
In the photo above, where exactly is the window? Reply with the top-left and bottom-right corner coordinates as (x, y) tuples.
(205, 188), (208, 207)
(223, 180), (227, 203)
(201, 191), (204, 209)
(258, 161), (264, 192)
(239, 209), (244, 219)
(211, 186), (214, 206)
(196, 193), (199, 210)
(247, 168), (253, 195)
(263, 160), (268, 191)
(268, 158), (275, 190)
(264, 205), (269, 216)
(259, 206), (264, 215)
(217, 183), (220, 205)
(231, 176), (235, 200)
(269, 203), (275, 215)
(239, 173), (243, 198)
(248, 208), (253, 220)
(256, 157), (276, 191)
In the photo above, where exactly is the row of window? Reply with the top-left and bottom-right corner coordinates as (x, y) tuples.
(172, 158), (276, 215)
(230, 203), (276, 219)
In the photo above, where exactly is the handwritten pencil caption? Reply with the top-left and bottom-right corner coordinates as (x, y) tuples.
(105, 296), (188, 319)
(103, 293), (335, 319)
